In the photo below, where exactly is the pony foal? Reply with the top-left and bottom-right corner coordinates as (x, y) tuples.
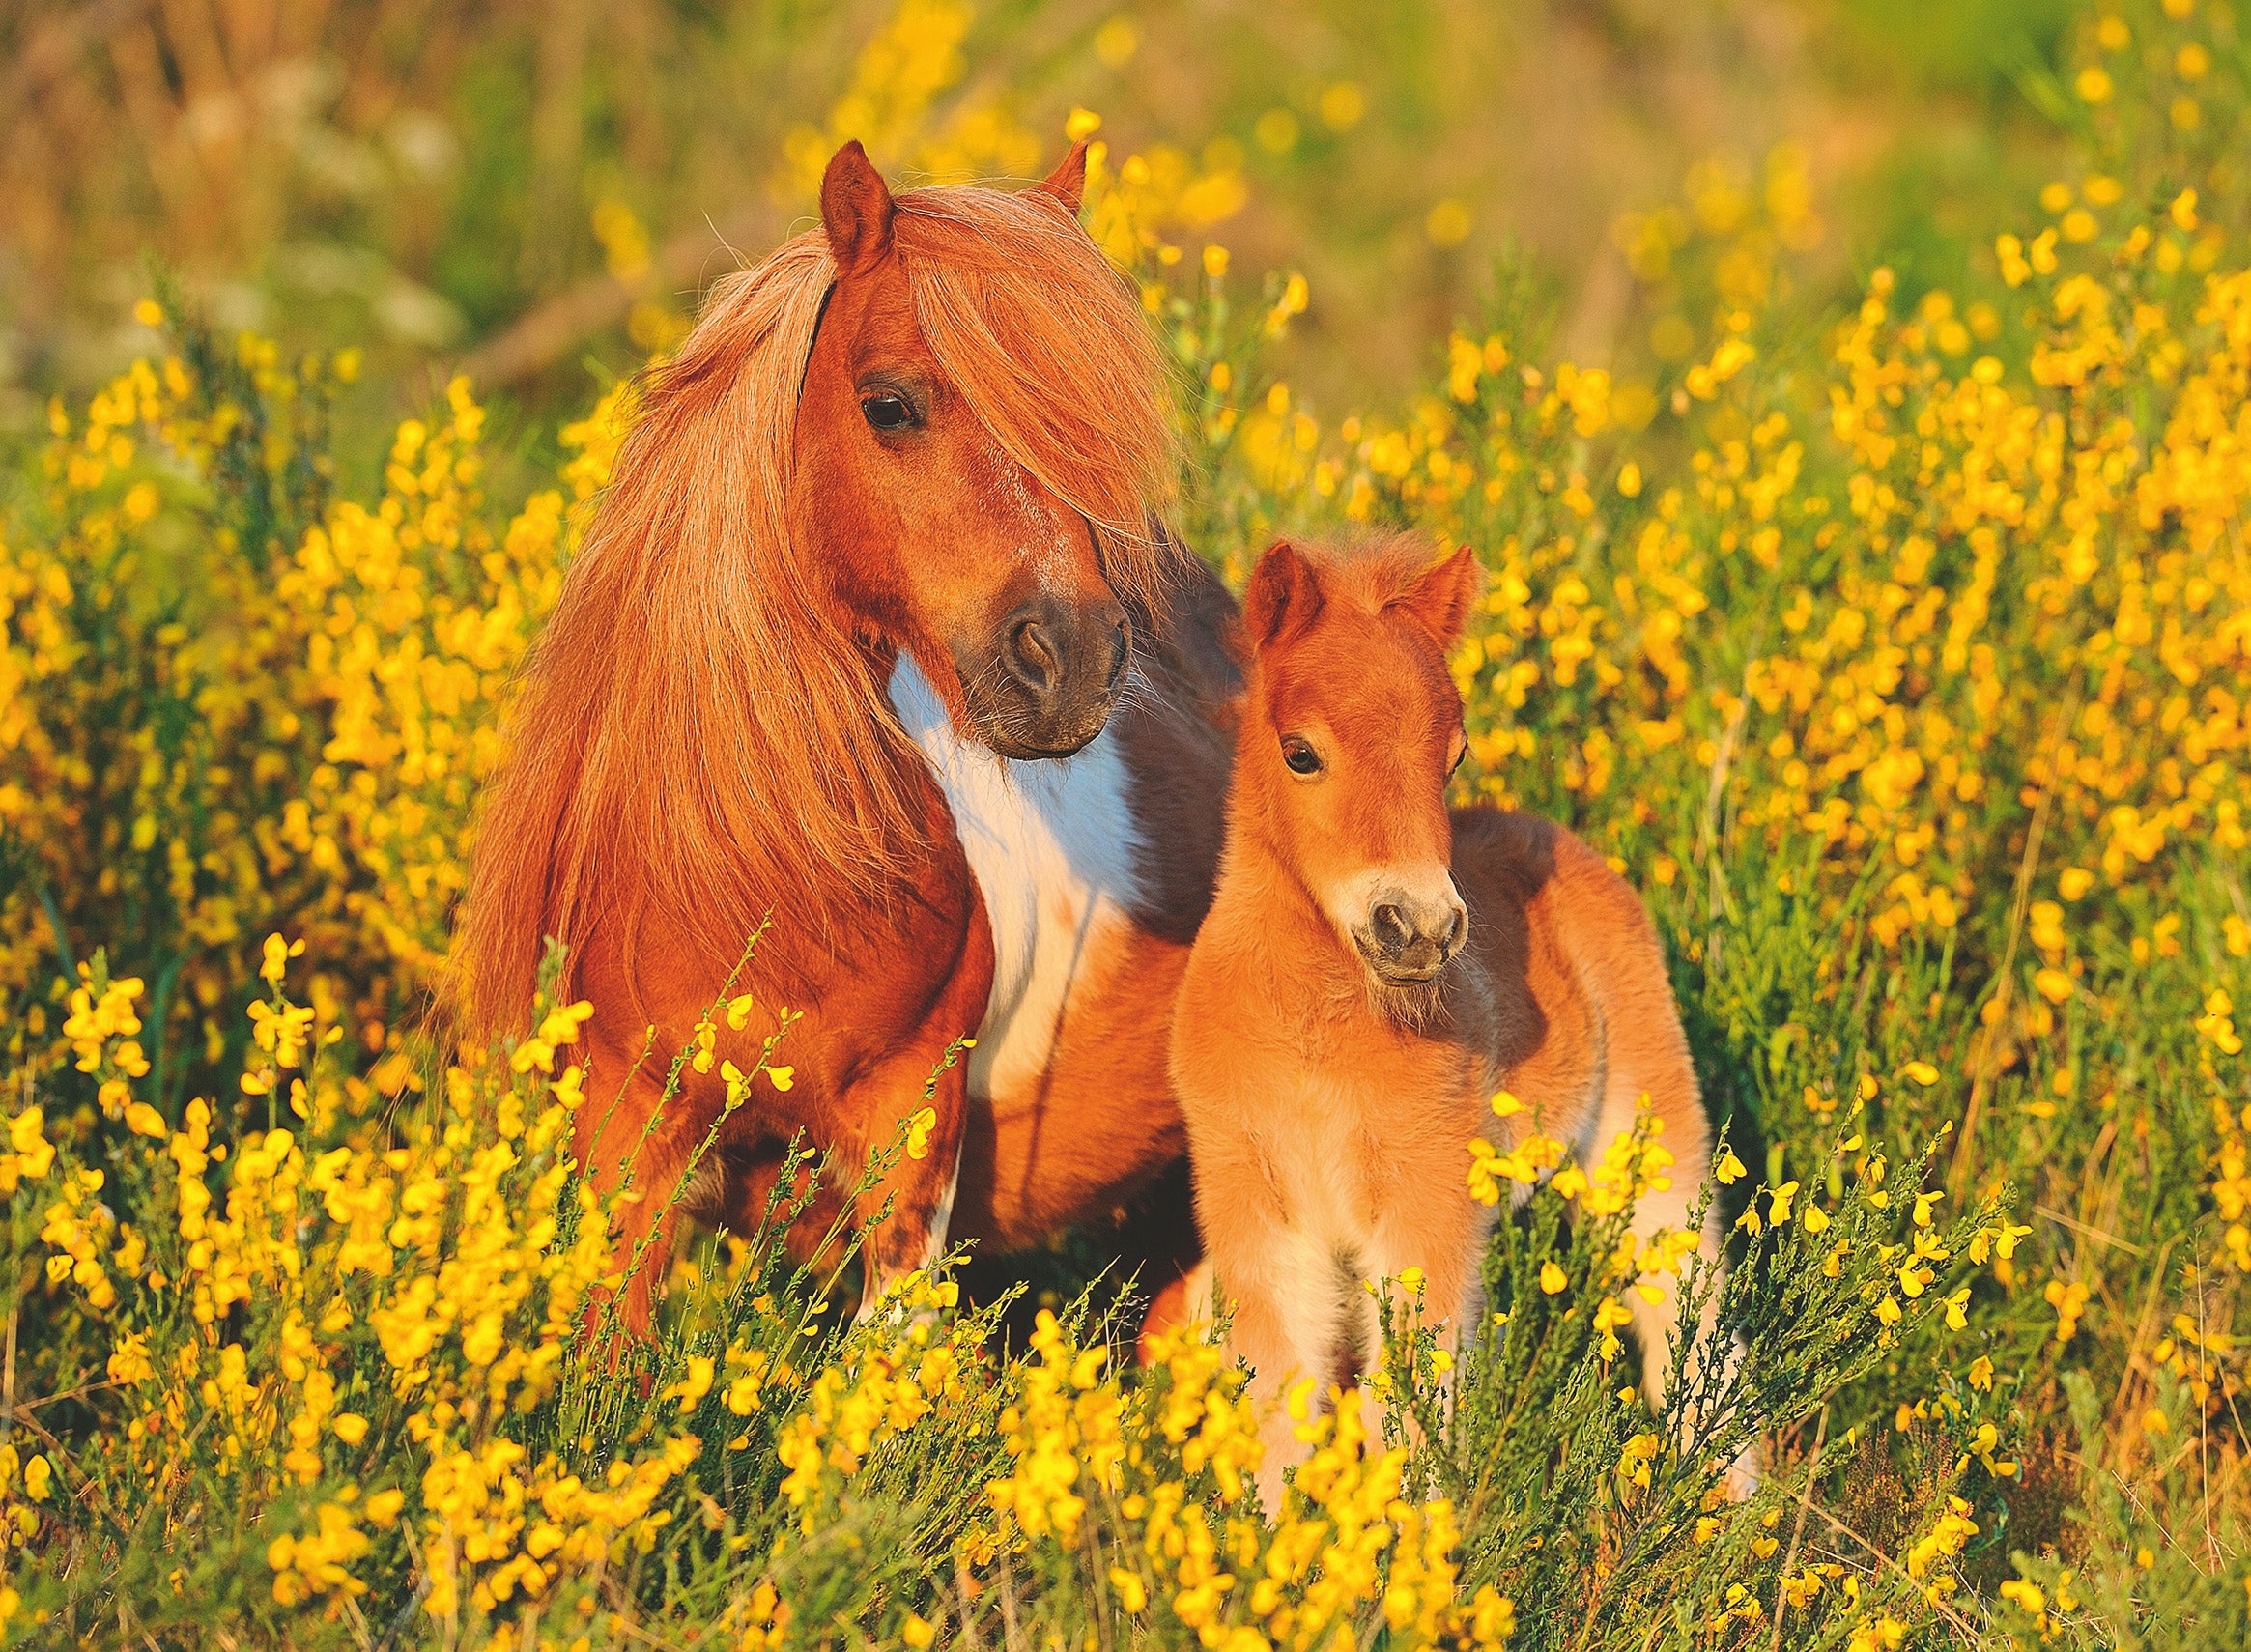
(1170, 535), (1729, 1503)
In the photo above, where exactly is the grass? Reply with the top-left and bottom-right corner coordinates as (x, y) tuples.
(0, 0), (2248, 1645)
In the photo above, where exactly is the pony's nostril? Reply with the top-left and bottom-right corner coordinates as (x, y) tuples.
(1009, 619), (1061, 696)
(1445, 906), (1467, 952)
(1104, 617), (1131, 692)
(1372, 903), (1410, 950)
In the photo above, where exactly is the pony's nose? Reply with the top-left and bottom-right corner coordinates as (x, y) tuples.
(993, 594), (1129, 755)
(1360, 886), (1467, 983)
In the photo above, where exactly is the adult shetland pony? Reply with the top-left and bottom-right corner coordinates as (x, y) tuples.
(457, 140), (1237, 1326)
(1170, 536), (1730, 1503)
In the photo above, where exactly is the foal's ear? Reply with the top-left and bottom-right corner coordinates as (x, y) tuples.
(1243, 540), (1325, 652)
(821, 140), (896, 276)
(1394, 545), (1482, 650)
(1030, 140), (1090, 216)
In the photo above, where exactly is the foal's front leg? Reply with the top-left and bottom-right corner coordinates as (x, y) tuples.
(1362, 1191), (1489, 1457)
(1204, 1212), (1351, 1513)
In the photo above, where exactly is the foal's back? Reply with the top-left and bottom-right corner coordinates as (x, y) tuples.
(1452, 803), (1708, 1226)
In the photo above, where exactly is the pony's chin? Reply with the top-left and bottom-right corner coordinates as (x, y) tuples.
(970, 701), (1114, 761)
(981, 727), (1100, 760)
(1365, 973), (1446, 1031)
(1353, 949), (1450, 1028)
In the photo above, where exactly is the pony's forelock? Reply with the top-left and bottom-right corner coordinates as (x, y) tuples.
(456, 181), (1182, 1031)
(895, 186), (1179, 610)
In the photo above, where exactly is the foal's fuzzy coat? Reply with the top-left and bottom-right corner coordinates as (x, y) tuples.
(1170, 536), (1724, 1504)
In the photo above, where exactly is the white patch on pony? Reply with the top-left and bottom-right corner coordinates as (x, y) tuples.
(888, 655), (1146, 1105)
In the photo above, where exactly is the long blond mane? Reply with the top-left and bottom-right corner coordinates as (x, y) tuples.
(456, 181), (1178, 1030)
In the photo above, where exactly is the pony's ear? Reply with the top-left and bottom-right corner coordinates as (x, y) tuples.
(1393, 545), (1482, 650)
(821, 140), (896, 276)
(1243, 540), (1325, 653)
(1030, 141), (1090, 216)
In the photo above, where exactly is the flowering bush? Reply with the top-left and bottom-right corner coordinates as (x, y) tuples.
(3, 0), (2251, 1645)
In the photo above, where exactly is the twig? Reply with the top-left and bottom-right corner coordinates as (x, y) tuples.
(1801, 1503), (1980, 1639)
(1952, 686), (2078, 1196)
(1698, 668), (1753, 976)
(1769, 1406), (1828, 1652)
(3, 1296), (15, 1435)
(954, 1551), (985, 1652)
(2033, 1204), (2147, 1258)
(14, 1377), (123, 1412)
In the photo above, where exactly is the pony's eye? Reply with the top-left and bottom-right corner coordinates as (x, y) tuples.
(1280, 736), (1324, 778)
(1448, 729), (1468, 775)
(862, 394), (914, 431)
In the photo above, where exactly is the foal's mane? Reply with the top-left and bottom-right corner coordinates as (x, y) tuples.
(457, 180), (1178, 1030)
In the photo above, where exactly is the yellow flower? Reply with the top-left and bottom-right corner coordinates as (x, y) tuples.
(2043, 1279), (2090, 1345)
(905, 1106), (938, 1160)
(259, 932), (305, 986)
(669, 1355), (717, 1414)
(1768, 1181), (1800, 1225)
(1943, 1288), (1970, 1330)
(1715, 1149), (1746, 1184)
(1539, 1261), (1568, 1295)
(1901, 1061), (1940, 1087)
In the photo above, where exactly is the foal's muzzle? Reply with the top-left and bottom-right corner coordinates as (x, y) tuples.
(1353, 884), (1468, 985)
(967, 593), (1131, 759)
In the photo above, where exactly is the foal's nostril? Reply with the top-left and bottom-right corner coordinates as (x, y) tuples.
(1372, 903), (1411, 951)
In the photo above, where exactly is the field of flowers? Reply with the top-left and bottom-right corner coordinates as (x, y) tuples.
(2, 0), (2249, 1646)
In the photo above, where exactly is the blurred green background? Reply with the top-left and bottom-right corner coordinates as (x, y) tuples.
(0, 0), (2074, 454)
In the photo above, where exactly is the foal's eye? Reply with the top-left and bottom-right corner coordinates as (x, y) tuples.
(1280, 736), (1324, 778)
(1448, 729), (1468, 776)
(861, 394), (914, 431)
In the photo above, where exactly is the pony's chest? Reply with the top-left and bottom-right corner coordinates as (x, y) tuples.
(888, 658), (1145, 1101)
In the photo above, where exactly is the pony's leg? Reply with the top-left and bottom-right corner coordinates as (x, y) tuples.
(574, 1058), (718, 1342)
(1126, 1159), (1211, 1361)
(1211, 1222), (1348, 1514)
(841, 1020), (980, 1323)
(1362, 1199), (1486, 1457)
(1138, 1257), (1214, 1364)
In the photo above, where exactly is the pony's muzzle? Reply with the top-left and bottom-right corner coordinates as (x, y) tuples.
(982, 593), (1130, 757)
(1353, 883), (1467, 984)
